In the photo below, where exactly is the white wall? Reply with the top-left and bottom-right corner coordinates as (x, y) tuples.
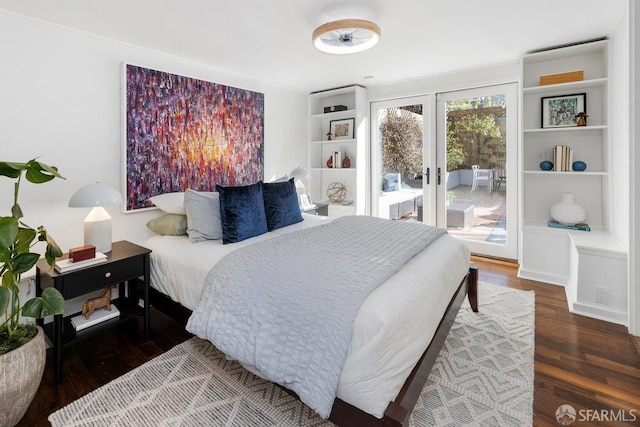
(367, 61), (521, 102)
(630, 0), (639, 335)
(0, 11), (308, 253)
(610, 11), (631, 246)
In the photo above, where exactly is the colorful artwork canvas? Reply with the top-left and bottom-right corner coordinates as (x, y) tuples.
(124, 64), (264, 211)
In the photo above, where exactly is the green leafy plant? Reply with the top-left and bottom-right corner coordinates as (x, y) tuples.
(380, 106), (423, 178)
(446, 97), (505, 170)
(0, 159), (65, 353)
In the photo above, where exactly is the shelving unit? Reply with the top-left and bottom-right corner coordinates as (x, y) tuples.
(519, 39), (628, 325)
(308, 86), (367, 216)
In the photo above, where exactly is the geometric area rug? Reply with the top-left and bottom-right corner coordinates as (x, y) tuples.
(49, 282), (534, 427)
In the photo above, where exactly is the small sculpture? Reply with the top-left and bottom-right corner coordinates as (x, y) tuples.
(326, 156), (333, 168)
(342, 155), (351, 168)
(82, 285), (117, 319)
(539, 160), (553, 171)
(327, 182), (347, 202)
(326, 131), (332, 141)
(575, 112), (588, 126)
(572, 160), (587, 171)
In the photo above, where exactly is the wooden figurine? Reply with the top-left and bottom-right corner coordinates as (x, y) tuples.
(82, 285), (117, 319)
(326, 131), (332, 141)
(575, 112), (588, 126)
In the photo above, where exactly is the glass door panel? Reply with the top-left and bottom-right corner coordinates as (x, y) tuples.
(436, 84), (517, 259)
(370, 96), (432, 223)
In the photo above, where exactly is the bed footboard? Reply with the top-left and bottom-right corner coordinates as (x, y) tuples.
(329, 265), (479, 427)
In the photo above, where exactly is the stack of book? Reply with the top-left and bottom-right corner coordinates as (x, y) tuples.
(552, 145), (574, 171)
(70, 306), (120, 331)
(55, 252), (107, 273)
(330, 151), (343, 169)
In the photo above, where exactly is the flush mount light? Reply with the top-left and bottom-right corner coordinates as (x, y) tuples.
(312, 19), (381, 54)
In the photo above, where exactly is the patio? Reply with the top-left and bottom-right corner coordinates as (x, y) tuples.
(446, 184), (507, 244)
(395, 182), (507, 244)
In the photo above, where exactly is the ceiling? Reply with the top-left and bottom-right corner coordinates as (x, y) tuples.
(0, 0), (628, 93)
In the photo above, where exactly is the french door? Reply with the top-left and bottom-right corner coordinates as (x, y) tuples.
(371, 84), (517, 260)
(436, 83), (518, 259)
(370, 95), (433, 223)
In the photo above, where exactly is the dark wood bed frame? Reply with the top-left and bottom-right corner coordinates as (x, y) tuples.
(330, 265), (478, 426)
(148, 265), (479, 427)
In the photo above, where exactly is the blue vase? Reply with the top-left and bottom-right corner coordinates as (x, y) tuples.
(572, 161), (587, 171)
(539, 160), (553, 171)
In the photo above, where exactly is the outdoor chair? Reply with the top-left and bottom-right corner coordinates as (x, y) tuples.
(471, 165), (491, 192)
(492, 163), (506, 193)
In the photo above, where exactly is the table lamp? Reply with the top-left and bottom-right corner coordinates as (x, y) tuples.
(68, 182), (123, 253)
(289, 166), (311, 203)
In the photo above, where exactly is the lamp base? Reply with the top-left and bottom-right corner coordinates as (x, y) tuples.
(84, 207), (112, 253)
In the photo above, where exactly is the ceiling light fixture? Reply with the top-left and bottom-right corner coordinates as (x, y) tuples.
(312, 19), (381, 55)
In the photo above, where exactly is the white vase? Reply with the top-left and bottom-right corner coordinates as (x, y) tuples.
(550, 193), (586, 225)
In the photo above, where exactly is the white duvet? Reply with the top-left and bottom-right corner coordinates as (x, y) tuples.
(144, 214), (470, 418)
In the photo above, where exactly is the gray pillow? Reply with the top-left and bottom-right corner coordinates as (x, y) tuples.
(184, 189), (223, 242)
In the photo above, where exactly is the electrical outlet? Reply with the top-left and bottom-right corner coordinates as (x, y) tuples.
(595, 286), (609, 305)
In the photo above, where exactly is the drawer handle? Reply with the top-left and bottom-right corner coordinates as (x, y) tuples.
(105, 272), (112, 278)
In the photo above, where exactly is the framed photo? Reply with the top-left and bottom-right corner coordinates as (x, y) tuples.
(299, 193), (312, 208)
(330, 118), (355, 140)
(541, 93), (586, 128)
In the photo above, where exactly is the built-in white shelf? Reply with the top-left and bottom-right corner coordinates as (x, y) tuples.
(309, 109), (357, 120)
(519, 39), (629, 326)
(523, 77), (608, 95)
(310, 167), (357, 172)
(308, 85), (367, 216)
(524, 170), (606, 176)
(523, 125), (607, 134)
(310, 139), (356, 144)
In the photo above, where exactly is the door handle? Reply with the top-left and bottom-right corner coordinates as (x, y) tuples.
(424, 167), (430, 185)
(437, 167), (442, 185)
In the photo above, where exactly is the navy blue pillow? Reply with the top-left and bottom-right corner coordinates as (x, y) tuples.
(262, 178), (304, 231)
(216, 182), (268, 244)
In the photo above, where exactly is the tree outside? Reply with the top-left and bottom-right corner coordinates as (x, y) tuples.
(378, 97), (505, 190)
(379, 106), (423, 187)
(446, 96), (506, 171)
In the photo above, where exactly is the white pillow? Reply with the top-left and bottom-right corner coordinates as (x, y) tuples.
(271, 174), (290, 183)
(148, 192), (185, 214)
(184, 189), (223, 242)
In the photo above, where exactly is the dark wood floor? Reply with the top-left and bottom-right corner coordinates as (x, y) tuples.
(19, 258), (640, 426)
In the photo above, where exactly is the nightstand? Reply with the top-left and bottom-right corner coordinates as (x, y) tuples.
(35, 240), (152, 384)
(302, 202), (329, 216)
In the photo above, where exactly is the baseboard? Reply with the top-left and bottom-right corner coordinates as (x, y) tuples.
(633, 336), (640, 357)
(470, 254), (519, 268)
(567, 300), (627, 326)
(517, 267), (566, 286)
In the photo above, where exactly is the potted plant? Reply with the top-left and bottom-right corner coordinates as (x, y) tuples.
(0, 159), (65, 427)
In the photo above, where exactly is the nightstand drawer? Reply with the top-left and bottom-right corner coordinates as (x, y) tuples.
(62, 257), (144, 299)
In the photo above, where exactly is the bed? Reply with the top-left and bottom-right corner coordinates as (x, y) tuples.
(143, 185), (477, 426)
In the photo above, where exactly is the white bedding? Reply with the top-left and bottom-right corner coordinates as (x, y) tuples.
(144, 214), (470, 418)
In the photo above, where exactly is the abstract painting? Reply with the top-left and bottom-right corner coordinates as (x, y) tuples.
(123, 64), (264, 211)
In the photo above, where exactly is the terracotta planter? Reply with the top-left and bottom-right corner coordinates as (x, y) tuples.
(0, 325), (46, 427)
